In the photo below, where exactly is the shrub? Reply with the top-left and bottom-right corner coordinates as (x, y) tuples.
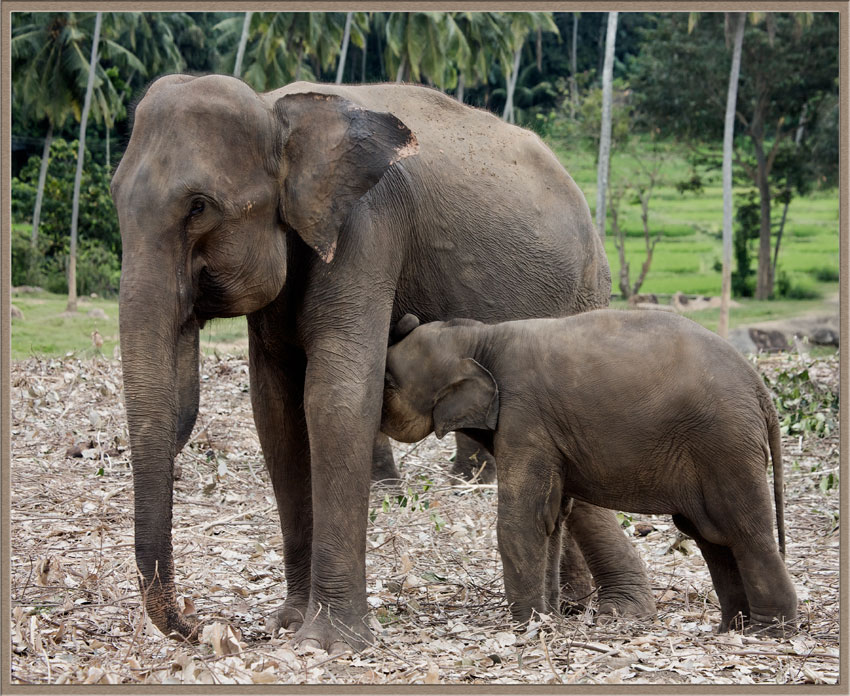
(12, 138), (121, 296)
(811, 265), (840, 282)
(774, 270), (822, 300)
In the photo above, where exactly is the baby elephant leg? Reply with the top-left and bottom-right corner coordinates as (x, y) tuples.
(496, 454), (561, 623)
(732, 544), (797, 631)
(451, 432), (496, 484)
(559, 519), (594, 613)
(673, 514), (750, 630)
(565, 501), (657, 619)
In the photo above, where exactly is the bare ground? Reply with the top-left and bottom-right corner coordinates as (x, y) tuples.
(9, 352), (840, 685)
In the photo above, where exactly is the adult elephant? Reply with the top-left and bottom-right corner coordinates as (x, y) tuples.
(112, 74), (654, 652)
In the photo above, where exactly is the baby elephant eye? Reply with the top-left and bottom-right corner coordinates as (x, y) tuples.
(189, 199), (206, 217)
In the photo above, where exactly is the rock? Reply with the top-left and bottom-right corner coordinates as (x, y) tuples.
(87, 308), (109, 320)
(632, 302), (675, 312)
(12, 285), (43, 294)
(728, 328), (757, 354)
(810, 327), (839, 346)
(671, 291), (739, 313)
(749, 328), (790, 353)
(11, 304), (24, 320)
(627, 293), (658, 305)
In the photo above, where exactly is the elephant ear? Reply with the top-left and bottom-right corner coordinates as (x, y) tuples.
(274, 92), (419, 263)
(433, 359), (499, 439)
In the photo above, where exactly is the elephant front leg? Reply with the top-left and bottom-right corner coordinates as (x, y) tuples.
(496, 450), (562, 623)
(371, 432), (401, 484)
(566, 501), (656, 619)
(248, 336), (312, 634)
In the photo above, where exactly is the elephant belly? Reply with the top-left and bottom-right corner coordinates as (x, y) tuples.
(560, 454), (686, 517)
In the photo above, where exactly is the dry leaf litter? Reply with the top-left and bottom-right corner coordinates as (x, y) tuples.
(10, 351), (840, 685)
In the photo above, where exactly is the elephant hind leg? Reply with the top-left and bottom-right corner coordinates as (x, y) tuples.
(371, 432), (401, 484)
(566, 501), (656, 619)
(672, 513), (749, 631)
(451, 432), (496, 484)
(732, 543), (797, 631)
(558, 523), (594, 614)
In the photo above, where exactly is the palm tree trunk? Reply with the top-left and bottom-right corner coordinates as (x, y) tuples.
(570, 13), (579, 120)
(67, 11), (102, 313)
(718, 12), (745, 339)
(233, 11), (252, 78)
(595, 11), (618, 241)
(395, 54), (407, 83)
(456, 72), (465, 103)
(31, 122), (53, 251)
(361, 35), (367, 81)
(335, 12), (353, 84)
(502, 43), (522, 124)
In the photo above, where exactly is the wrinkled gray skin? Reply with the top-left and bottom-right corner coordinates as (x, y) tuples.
(382, 311), (798, 631)
(112, 74), (653, 652)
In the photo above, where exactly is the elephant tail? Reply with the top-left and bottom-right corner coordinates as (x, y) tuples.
(764, 393), (786, 558)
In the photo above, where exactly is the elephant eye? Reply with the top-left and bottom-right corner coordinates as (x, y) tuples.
(189, 199), (205, 217)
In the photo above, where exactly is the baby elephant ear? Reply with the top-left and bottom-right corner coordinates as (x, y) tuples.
(274, 92), (418, 263)
(389, 313), (421, 344)
(433, 359), (499, 439)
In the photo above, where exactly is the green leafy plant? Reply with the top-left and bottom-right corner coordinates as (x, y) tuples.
(764, 364), (839, 437)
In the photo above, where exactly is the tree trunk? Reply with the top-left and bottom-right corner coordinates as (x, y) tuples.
(595, 11), (618, 241)
(536, 27), (543, 71)
(295, 45), (304, 81)
(753, 136), (773, 299)
(718, 12), (745, 339)
(233, 11), (252, 78)
(502, 43), (523, 124)
(570, 13), (579, 120)
(105, 122), (110, 169)
(361, 34), (367, 82)
(456, 72), (465, 103)
(772, 105), (808, 281)
(30, 122), (53, 252)
(335, 12), (353, 84)
(395, 54), (407, 83)
(67, 11), (102, 313)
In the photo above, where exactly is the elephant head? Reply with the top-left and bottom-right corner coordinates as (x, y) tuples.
(382, 315), (499, 443)
(112, 74), (417, 638)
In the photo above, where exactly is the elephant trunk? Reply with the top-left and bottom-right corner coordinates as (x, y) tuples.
(119, 258), (200, 640)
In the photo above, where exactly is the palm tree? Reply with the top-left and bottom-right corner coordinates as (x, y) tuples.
(501, 13), (558, 124)
(335, 12), (370, 84)
(451, 12), (512, 103)
(595, 11), (618, 240)
(11, 13), (95, 254)
(66, 11), (102, 313)
(233, 11), (253, 77)
(384, 12), (468, 90)
(718, 13), (746, 339)
(570, 13), (580, 119)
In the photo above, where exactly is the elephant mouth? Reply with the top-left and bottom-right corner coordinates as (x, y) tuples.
(193, 266), (229, 321)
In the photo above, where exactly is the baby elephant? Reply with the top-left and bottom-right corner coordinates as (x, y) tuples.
(382, 310), (797, 632)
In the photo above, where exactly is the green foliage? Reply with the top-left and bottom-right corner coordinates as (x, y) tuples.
(764, 365), (839, 438)
(774, 269), (821, 300)
(732, 190), (759, 297)
(12, 138), (120, 296)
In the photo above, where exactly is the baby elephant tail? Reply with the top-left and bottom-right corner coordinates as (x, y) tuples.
(764, 394), (786, 558)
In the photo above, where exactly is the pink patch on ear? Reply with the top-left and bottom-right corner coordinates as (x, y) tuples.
(390, 136), (420, 165)
(319, 240), (337, 264)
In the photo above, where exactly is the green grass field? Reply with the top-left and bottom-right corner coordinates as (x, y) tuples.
(552, 142), (840, 299)
(11, 140), (839, 359)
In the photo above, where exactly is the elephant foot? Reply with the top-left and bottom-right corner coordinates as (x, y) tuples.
(291, 606), (373, 653)
(596, 585), (657, 621)
(265, 597), (309, 636)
